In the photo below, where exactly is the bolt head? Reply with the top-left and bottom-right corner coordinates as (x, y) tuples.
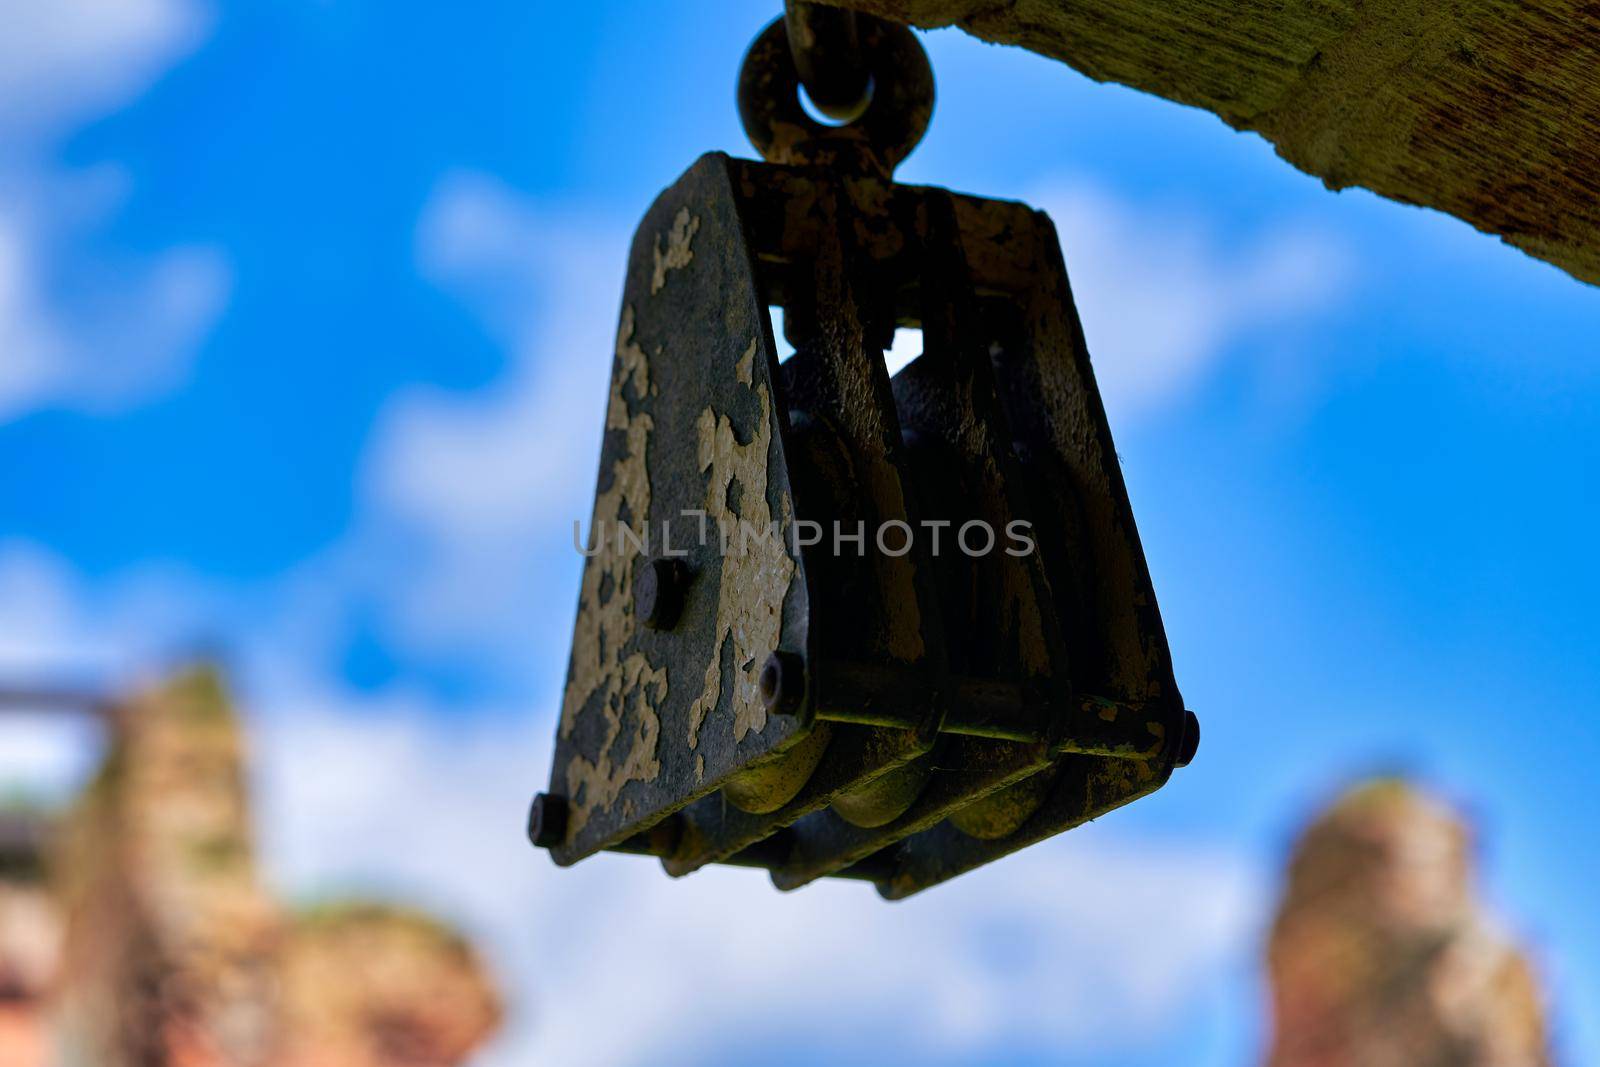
(759, 651), (805, 715)
(637, 558), (690, 630)
(528, 792), (568, 849)
(1174, 710), (1200, 768)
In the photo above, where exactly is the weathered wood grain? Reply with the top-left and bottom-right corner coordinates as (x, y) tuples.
(828, 0), (1600, 286)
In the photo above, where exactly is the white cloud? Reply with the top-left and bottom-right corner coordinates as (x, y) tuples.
(252, 689), (1263, 1067)
(0, 0), (208, 144)
(384, 174), (621, 542)
(0, 211), (230, 421)
(0, 0), (229, 423)
(0, 541), (161, 681)
(0, 711), (104, 805)
(0, 542), (223, 799)
(335, 174), (626, 667)
(1033, 182), (1353, 420)
(0, 539), (248, 694)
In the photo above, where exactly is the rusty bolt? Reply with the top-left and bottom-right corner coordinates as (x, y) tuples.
(636, 558), (691, 630)
(759, 651), (806, 715)
(1174, 710), (1200, 768)
(527, 792), (568, 849)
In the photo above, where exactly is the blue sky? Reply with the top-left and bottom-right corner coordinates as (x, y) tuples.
(1, 2), (1597, 1065)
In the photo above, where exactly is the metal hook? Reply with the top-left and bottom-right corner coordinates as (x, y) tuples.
(784, 1), (872, 122)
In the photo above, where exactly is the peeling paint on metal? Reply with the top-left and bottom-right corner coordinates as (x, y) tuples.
(651, 207), (701, 294)
(559, 306), (666, 837)
(685, 341), (796, 749)
(735, 337), (757, 385)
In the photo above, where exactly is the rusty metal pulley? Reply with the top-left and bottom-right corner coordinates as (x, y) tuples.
(530, 6), (1197, 899)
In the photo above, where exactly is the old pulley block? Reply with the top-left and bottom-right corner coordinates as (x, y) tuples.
(530, 5), (1198, 899)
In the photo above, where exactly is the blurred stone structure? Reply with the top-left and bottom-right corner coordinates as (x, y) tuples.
(278, 903), (502, 1067)
(12, 671), (1558, 1066)
(0, 848), (58, 1067)
(1266, 779), (1551, 1067)
(0, 668), (500, 1067)
(51, 670), (282, 1067)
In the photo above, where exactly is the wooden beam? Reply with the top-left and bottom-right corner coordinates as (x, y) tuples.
(828, 0), (1600, 286)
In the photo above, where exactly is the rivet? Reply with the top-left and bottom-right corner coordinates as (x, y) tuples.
(637, 558), (691, 630)
(759, 651), (806, 715)
(1174, 710), (1200, 768)
(527, 792), (569, 849)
